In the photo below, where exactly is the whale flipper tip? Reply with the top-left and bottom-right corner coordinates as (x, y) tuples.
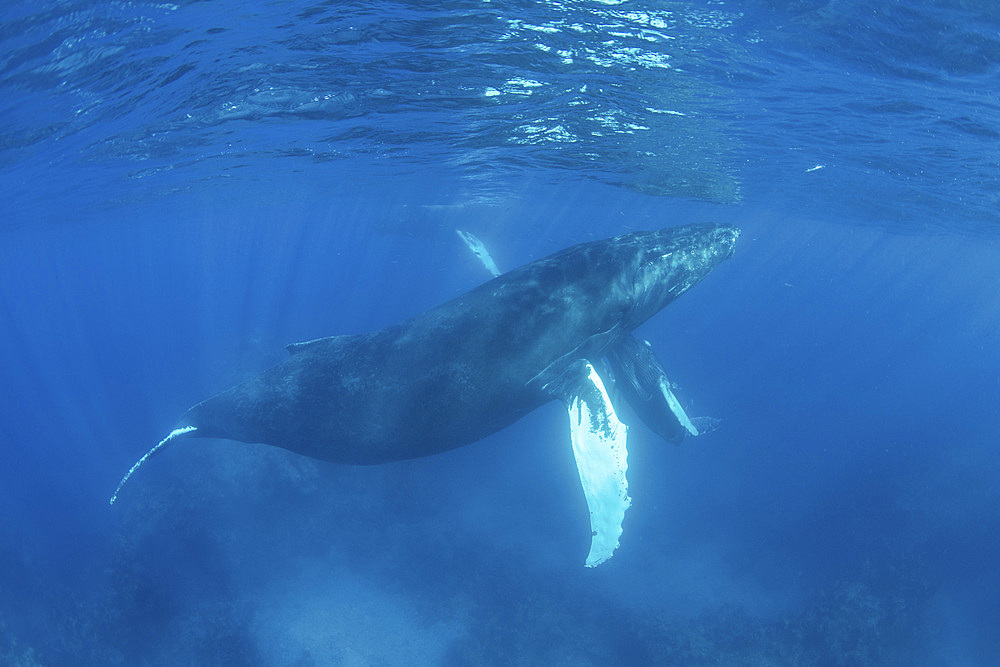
(109, 425), (197, 506)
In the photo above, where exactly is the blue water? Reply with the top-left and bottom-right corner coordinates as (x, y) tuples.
(2, 0), (999, 664)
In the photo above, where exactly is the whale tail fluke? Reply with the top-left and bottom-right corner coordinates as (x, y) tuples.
(109, 425), (198, 506)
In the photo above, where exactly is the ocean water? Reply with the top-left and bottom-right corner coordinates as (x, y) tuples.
(1, 0), (998, 664)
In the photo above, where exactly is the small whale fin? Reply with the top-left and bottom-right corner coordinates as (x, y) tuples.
(286, 334), (356, 356)
(286, 336), (333, 355)
(456, 229), (501, 277)
(109, 425), (197, 506)
(286, 341), (313, 354)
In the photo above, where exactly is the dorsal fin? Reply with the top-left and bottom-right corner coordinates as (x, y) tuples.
(286, 335), (349, 355)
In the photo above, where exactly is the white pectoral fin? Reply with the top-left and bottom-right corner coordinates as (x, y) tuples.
(567, 362), (631, 567)
(456, 229), (501, 277)
(658, 378), (700, 436)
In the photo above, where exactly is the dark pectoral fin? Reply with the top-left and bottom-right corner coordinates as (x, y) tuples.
(606, 334), (700, 444)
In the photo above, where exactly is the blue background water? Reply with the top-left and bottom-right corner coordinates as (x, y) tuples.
(2, 0), (999, 664)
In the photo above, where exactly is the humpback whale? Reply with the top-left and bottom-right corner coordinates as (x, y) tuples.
(111, 223), (740, 566)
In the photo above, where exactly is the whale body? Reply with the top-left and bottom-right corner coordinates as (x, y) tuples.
(112, 222), (740, 566)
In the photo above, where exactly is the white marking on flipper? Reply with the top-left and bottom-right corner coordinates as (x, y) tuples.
(567, 363), (630, 567)
(456, 229), (501, 277)
(109, 426), (197, 505)
(658, 378), (699, 436)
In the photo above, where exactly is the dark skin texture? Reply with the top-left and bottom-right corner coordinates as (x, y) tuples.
(176, 223), (739, 464)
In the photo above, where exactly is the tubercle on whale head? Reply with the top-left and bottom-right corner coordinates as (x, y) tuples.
(623, 223), (740, 329)
(655, 221), (740, 261)
(702, 223), (741, 260)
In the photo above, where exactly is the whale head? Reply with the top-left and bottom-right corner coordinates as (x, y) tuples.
(623, 223), (739, 329)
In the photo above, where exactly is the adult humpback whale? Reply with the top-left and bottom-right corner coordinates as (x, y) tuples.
(111, 223), (740, 566)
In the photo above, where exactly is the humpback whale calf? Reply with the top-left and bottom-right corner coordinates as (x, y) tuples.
(111, 223), (740, 566)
